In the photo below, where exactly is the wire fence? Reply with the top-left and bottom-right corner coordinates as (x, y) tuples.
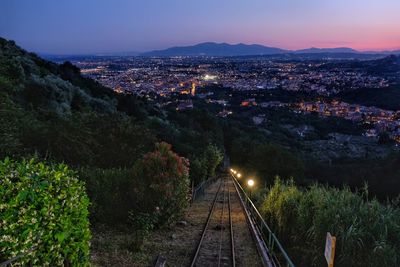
(191, 177), (217, 203)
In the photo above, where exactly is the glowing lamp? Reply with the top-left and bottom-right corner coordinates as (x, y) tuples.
(247, 179), (255, 187)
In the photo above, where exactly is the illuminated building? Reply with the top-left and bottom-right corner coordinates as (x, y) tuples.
(191, 82), (196, 96)
(114, 86), (124, 94)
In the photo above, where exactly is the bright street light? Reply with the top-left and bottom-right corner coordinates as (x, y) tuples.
(247, 179), (255, 198)
(237, 173), (241, 178)
(247, 179), (255, 187)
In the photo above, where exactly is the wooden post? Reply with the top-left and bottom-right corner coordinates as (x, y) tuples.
(324, 232), (336, 267)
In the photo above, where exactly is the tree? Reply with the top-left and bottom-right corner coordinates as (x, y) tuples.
(249, 143), (304, 184)
(133, 142), (190, 224)
(203, 145), (223, 179)
(189, 157), (207, 185)
(378, 131), (393, 145)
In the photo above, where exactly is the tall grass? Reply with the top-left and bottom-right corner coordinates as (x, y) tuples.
(260, 178), (400, 267)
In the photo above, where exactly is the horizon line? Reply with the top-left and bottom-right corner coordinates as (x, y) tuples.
(23, 41), (400, 56)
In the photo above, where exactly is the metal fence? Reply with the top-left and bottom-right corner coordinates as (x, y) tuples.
(231, 175), (295, 267)
(191, 177), (218, 203)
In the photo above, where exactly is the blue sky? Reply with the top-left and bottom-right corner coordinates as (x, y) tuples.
(1, 0), (399, 54)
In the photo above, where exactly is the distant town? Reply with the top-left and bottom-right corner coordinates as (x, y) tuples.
(75, 57), (389, 96)
(68, 56), (399, 144)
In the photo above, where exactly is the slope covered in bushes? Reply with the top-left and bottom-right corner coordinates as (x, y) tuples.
(0, 38), (225, 264)
(0, 37), (223, 174)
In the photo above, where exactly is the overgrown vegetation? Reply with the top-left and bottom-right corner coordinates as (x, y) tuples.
(133, 142), (190, 223)
(0, 37), (225, 263)
(260, 179), (400, 267)
(0, 158), (91, 266)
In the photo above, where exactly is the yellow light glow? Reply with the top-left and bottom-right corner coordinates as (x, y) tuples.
(247, 179), (255, 187)
(237, 173), (241, 178)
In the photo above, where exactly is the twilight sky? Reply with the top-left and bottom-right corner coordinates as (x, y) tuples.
(1, 0), (399, 54)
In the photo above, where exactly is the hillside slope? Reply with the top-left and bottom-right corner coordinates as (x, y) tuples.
(0, 38), (159, 117)
(0, 38), (224, 170)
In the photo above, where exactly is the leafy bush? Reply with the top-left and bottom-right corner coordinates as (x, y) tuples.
(132, 142), (190, 225)
(128, 212), (158, 251)
(79, 142), (191, 227)
(260, 179), (400, 267)
(80, 143), (190, 250)
(189, 157), (208, 185)
(0, 94), (23, 157)
(0, 158), (91, 266)
(78, 167), (133, 224)
(203, 145), (224, 179)
(188, 145), (223, 185)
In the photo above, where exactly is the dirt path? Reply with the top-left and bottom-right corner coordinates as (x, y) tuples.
(138, 177), (262, 267)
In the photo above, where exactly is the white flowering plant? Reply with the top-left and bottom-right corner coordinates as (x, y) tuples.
(0, 158), (91, 266)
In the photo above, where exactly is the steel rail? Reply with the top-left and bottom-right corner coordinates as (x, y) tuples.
(190, 176), (237, 267)
(190, 179), (223, 267)
(228, 180), (236, 267)
(217, 179), (227, 267)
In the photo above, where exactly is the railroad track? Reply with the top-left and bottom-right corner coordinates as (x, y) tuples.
(190, 176), (236, 267)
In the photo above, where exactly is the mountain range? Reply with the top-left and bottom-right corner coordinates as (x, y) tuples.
(140, 42), (400, 57)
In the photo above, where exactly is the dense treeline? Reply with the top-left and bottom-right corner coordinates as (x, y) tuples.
(339, 85), (400, 111)
(306, 156), (400, 198)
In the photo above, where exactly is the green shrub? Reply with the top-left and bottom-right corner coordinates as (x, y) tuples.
(0, 94), (23, 157)
(128, 212), (158, 251)
(203, 144), (223, 179)
(78, 167), (133, 224)
(0, 158), (91, 266)
(260, 179), (400, 267)
(189, 157), (208, 185)
(132, 142), (190, 225)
